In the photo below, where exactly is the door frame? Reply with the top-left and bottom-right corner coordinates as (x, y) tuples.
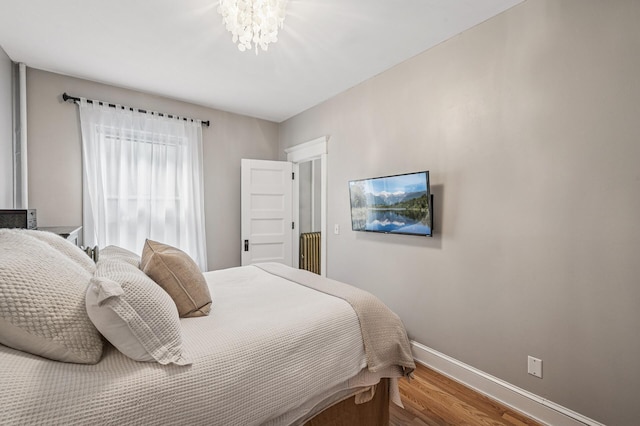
(285, 136), (328, 277)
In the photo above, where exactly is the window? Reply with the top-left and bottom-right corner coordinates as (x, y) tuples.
(79, 99), (207, 270)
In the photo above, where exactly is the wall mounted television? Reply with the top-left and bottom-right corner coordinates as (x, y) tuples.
(349, 171), (432, 237)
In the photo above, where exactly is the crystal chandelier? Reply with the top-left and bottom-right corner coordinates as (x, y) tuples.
(218, 0), (288, 54)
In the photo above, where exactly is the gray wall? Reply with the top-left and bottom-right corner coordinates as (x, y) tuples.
(279, 1), (640, 424)
(298, 158), (322, 234)
(0, 46), (12, 208)
(299, 161), (312, 234)
(26, 68), (279, 270)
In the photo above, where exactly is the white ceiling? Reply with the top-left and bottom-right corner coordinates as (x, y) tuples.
(0, 0), (523, 123)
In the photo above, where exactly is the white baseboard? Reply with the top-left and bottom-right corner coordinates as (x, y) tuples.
(410, 341), (604, 426)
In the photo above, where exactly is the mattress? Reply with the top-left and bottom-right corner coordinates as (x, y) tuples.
(0, 265), (372, 425)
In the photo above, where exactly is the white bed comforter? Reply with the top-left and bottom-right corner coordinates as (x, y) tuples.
(0, 265), (370, 425)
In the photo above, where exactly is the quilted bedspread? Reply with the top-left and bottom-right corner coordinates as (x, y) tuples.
(0, 264), (406, 425)
(255, 262), (415, 377)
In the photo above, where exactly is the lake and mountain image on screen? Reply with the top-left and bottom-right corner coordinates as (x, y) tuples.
(349, 171), (431, 236)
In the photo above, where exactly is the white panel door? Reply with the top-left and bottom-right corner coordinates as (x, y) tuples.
(241, 159), (293, 266)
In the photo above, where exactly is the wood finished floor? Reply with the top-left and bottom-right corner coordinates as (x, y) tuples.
(390, 363), (543, 426)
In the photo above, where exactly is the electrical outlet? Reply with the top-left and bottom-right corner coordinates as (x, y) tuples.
(334, 224), (340, 234)
(528, 356), (542, 378)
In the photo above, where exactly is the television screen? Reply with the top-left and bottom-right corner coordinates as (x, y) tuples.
(349, 171), (432, 237)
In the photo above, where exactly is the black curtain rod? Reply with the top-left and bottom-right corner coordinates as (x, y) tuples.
(62, 92), (210, 127)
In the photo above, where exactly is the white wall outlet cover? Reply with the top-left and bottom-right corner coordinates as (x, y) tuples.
(334, 224), (340, 234)
(528, 356), (543, 378)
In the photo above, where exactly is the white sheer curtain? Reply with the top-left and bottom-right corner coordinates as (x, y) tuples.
(79, 99), (208, 270)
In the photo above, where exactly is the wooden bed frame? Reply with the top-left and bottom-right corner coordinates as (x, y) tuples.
(304, 379), (390, 426)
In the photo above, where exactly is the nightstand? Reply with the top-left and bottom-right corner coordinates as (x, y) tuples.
(39, 226), (82, 247)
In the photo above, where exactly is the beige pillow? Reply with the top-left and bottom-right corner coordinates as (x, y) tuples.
(86, 250), (190, 366)
(0, 229), (103, 364)
(140, 239), (211, 318)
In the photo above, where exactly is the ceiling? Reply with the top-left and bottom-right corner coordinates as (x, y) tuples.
(0, 0), (523, 123)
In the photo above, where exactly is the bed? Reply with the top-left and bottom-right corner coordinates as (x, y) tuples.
(0, 229), (415, 425)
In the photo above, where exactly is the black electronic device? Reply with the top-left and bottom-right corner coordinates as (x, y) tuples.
(348, 171), (432, 237)
(0, 209), (37, 229)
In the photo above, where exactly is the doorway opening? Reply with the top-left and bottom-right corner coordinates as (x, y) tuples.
(286, 136), (328, 277)
(298, 159), (321, 274)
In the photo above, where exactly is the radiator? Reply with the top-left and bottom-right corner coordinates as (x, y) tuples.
(300, 232), (321, 275)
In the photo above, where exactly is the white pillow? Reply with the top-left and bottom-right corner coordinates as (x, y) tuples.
(0, 229), (103, 364)
(99, 245), (141, 267)
(86, 254), (190, 366)
(23, 229), (96, 274)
